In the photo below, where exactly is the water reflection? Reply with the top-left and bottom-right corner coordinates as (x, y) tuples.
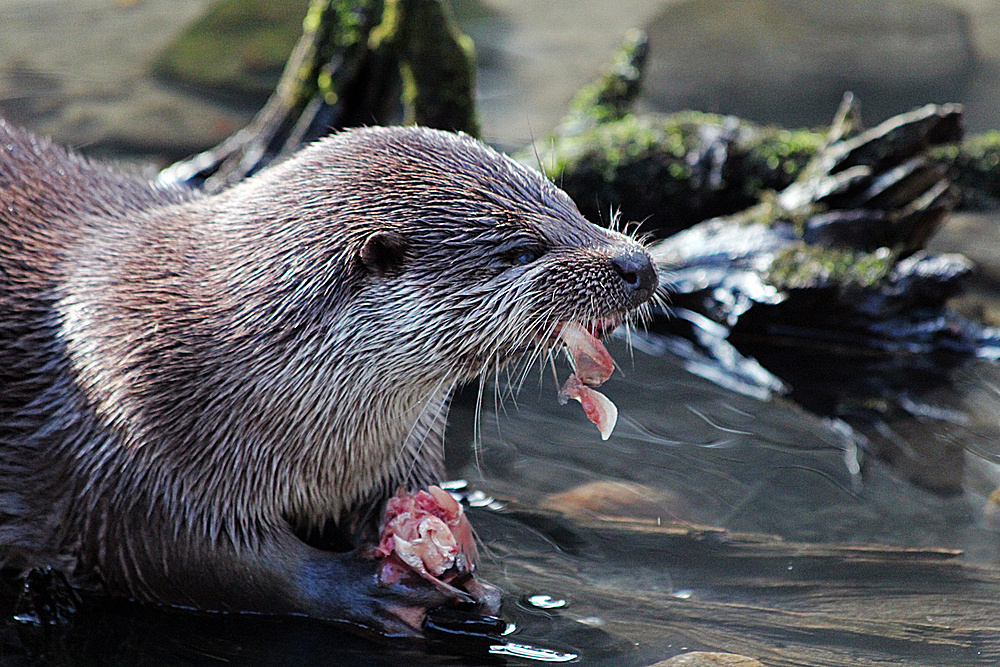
(488, 643), (579, 662)
(464, 336), (1000, 556)
(447, 331), (1000, 663)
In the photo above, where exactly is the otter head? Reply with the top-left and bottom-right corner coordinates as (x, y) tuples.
(278, 126), (658, 388)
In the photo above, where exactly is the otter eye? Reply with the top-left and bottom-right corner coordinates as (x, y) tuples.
(509, 247), (543, 266)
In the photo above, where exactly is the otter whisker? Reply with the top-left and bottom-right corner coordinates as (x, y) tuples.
(477, 369), (492, 449)
(393, 376), (452, 487)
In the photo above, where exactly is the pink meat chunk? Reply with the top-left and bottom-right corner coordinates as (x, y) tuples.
(376, 486), (477, 597)
(557, 322), (620, 439)
(558, 373), (619, 440)
(558, 321), (615, 386)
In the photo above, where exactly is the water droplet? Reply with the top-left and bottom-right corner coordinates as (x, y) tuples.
(576, 616), (603, 626)
(12, 613), (41, 625)
(489, 643), (579, 662)
(467, 490), (499, 507)
(527, 594), (566, 609)
(439, 479), (468, 491)
(672, 589), (693, 599)
(501, 621), (517, 636)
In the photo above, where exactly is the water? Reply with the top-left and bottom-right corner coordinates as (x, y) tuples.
(7, 329), (1000, 664)
(449, 334), (1000, 665)
(7, 319), (1000, 665)
(464, 339), (990, 553)
(6, 1), (1000, 664)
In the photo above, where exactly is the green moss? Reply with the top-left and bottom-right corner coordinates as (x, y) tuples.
(521, 110), (830, 234)
(537, 112), (824, 191)
(935, 131), (1000, 207)
(541, 113), (713, 177)
(766, 244), (896, 290)
(399, 0), (479, 135)
(747, 127), (824, 176)
(310, 0), (381, 107)
(368, 0), (399, 48)
(364, 0), (479, 135)
(668, 162), (690, 180)
(565, 30), (648, 129)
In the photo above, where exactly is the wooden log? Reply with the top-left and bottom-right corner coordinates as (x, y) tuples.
(162, 0), (478, 191)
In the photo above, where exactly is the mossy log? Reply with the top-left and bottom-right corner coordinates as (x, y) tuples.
(530, 34), (1000, 239)
(162, 0), (478, 191)
(161, 9), (1000, 225)
(644, 102), (992, 494)
(534, 110), (824, 237)
(650, 101), (970, 345)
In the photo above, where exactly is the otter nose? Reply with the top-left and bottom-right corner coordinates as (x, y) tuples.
(610, 249), (658, 306)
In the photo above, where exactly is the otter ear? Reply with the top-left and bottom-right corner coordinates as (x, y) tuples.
(360, 231), (408, 276)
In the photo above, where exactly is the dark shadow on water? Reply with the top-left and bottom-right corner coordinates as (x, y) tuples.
(0, 581), (635, 666)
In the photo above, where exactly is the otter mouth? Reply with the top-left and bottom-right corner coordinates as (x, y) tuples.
(554, 319), (621, 440)
(583, 315), (624, 340)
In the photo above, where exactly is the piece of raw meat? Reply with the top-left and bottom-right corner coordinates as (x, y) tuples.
(557, 321), (619, 439)
(376, 486), (477, 599)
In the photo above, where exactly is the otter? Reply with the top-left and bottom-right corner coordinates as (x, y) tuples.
(0, 121), (657, 635)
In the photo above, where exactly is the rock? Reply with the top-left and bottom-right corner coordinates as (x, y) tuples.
(152, 0), (304, 107)
(539, 480), (695, 522)
(0, 0), (249, 159)
(984, 487), (1000, 531)
(648, 651), (765, 667)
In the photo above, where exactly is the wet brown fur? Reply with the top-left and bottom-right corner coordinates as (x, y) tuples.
(0, 121), (654, 630)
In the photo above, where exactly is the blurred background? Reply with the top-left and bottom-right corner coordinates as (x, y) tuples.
(3, 0), (999, 158)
